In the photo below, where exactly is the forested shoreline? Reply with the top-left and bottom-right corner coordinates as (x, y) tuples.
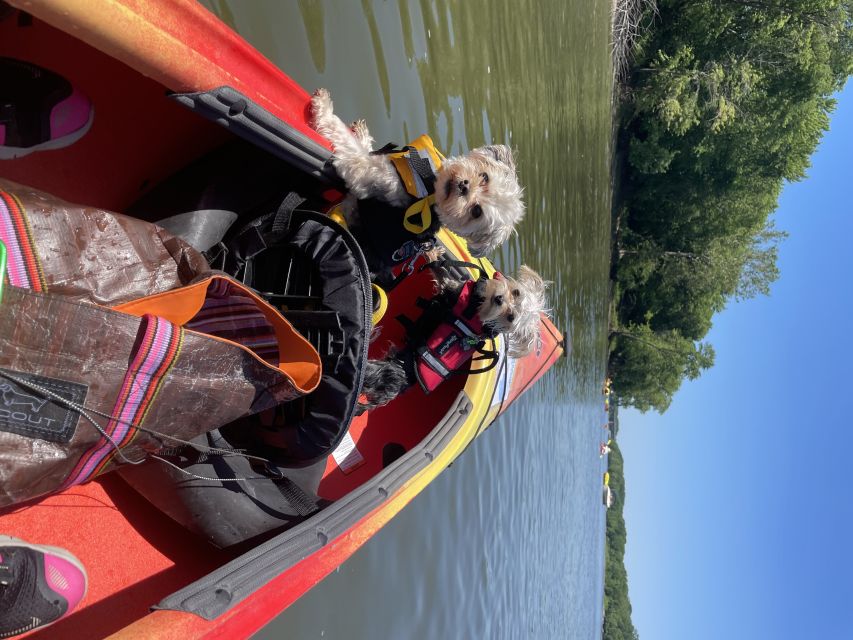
(608, 0), (853, 413)
(602, 441), (637, 640)
(602, 2), (852, 638)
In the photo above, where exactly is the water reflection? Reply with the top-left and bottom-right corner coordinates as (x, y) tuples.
(198, 1), (614, 637)
(297, 0), (327, 73)
(361, 0), (392, 114)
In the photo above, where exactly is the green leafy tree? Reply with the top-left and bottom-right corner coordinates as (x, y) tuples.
(609, 0), (850, 412)
(609, 324), (715, 412)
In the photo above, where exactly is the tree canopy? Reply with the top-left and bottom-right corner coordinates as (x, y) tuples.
(610, 0), (852, 412)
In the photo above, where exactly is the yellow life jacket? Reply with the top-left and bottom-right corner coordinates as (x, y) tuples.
(328, 135), (445, 235)
(386, 134), (445, 235)
(354, 135), (447, 270)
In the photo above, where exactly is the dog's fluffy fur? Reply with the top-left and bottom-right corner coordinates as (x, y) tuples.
(310, 88), (525, 256)
(358, 264), (549, 413)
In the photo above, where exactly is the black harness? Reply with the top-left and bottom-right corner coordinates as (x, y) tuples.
(354, 142), (443, 282)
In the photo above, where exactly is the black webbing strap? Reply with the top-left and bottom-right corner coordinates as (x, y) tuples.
(370, 142), (399, 155)
(460, 286), (482, 321)
(420, 258), (486, 280)
(448, 346), (500, 377)
(270, 191), (306, 238)
(407, 153), (436, 192)
(369, 142), (436, 191)
(226, 225), (266, 284)
(370, 143), (421, 157)
(395, 313), (416, 334)
(272, 477), (320, 517)
(206, 192), (306, 282)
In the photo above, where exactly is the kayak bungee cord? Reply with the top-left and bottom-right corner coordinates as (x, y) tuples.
(0, 369), (280, 484)
(145, 454), (279, 484)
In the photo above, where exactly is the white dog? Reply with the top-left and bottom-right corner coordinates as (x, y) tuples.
(310, 88), (525, 257)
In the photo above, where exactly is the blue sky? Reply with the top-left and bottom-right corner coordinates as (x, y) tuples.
(619, 82), (853, 640)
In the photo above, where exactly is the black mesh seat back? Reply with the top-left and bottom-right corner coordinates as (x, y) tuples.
(211, 207), (371, 464)
(249, 210), (371, 463)
(120, 208), (371, 546)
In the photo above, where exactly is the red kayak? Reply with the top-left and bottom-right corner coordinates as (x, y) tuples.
(0, 2), (566, 638)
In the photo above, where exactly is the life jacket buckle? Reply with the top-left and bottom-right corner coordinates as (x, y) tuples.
(393, 238), (435, 274)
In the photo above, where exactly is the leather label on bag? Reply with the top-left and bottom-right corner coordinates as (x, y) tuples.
(0, 369), (87, 444)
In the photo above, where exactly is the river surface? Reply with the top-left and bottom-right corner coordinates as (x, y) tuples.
(199, 1), (614, 637)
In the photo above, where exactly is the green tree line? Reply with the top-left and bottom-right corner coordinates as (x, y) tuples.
(603, 441), (639, 640)
(610, 0), (853, 412)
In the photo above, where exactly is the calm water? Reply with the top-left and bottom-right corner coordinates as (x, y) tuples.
(200, 1), (614, 637)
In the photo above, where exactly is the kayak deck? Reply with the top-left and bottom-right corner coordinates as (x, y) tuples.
(2, 479), (228, 639)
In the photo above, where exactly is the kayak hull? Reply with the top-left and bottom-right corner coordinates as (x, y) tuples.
(0, 2), (566, 638)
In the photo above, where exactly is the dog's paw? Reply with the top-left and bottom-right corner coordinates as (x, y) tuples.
(310, 88), (333, 129)
(423, 245), (446, 263)
(350, 118), (367, 134)
(350, 118), (375, 151)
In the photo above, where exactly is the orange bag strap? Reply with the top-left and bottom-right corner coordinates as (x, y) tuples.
(113, 275), (321, 393)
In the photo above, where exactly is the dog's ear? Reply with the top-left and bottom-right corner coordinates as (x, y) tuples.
(506, 265), (551, 358)
(516, 265), (547, 295)
(465, 229), (495, 257)
(466, 220), (515, 257)
(474, 145), (517, 171)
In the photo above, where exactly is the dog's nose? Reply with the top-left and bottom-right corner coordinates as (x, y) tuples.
(458, 179), (469, 196)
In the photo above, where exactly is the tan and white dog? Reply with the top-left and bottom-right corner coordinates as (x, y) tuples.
(357, 263), (549, 413)
(310, 88), (525, 257)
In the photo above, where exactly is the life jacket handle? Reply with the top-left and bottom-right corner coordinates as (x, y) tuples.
(419, 258), (486, 279)
(450, 345), (500, 377)
(369, 142), (400, 156)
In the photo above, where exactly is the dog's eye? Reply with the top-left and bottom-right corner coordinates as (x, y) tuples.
(513, 289), (520, 297)
(507, 314), (515, 323)
(493, 295), (503, 306)
(471, 204), (483, 219)
(480, 172), (489, 185)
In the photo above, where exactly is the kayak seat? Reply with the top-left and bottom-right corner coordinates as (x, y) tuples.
(121, 201), (373, 547)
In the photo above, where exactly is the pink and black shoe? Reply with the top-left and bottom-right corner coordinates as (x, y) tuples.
(0, 536), (88, 638)
(0, 57), (94, 159)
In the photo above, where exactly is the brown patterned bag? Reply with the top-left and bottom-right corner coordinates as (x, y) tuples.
(0, 180), (321, 507)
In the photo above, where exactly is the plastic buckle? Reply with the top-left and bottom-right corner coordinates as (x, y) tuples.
(391, 240), (416, 264)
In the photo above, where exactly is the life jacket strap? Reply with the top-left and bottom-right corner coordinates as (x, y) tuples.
(466, 347), (500, 375)
(369, 142), (400, 156)
(440, 344), (500, 378)
(419, 258), (488, 281)
(453, 317), (480, 342)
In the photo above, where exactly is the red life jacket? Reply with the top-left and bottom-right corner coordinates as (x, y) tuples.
(413, 278), (492, 393)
